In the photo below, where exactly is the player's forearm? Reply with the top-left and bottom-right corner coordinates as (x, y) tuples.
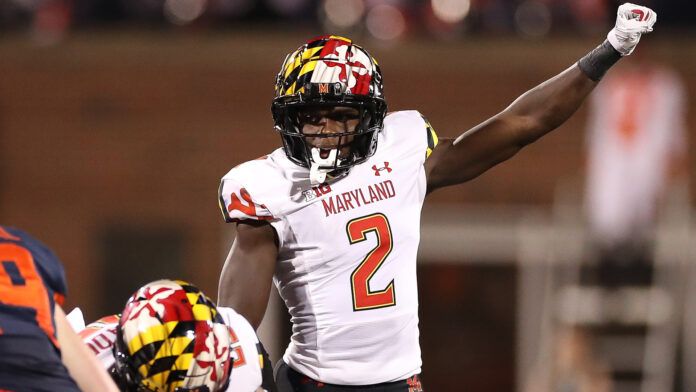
(426, 45), (616, 191)
(497, 1), (657, 146)
(502, 64), (597, 145)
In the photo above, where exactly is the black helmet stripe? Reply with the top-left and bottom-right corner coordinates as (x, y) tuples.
(166, 369), (191, 384)
(147, 355), (179, 377)
(306, 37), (327, 49)
(294, 70), (314, 94)
(131, 340), (165, 370)
(169, 320), (198, 337)
(283, 65), (304, 94)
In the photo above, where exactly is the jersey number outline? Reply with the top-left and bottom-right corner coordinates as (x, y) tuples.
(0, 243), (57, 346)
(229, 326), (247, 368)
(346, 213), (396, 311)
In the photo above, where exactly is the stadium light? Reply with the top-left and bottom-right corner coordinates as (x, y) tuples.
(321, 0), (365, 30)
(366, 3), (406, 41)
(431, 0), (470, 24)
(164, 0), (208, 25)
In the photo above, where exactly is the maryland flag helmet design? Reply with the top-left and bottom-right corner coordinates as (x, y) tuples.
(113, 280), (233, 392)
(272, 35), (388, 176)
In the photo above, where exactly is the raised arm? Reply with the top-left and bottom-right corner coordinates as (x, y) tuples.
(218, 220), (278, 329)
(426, 3), (656, 192)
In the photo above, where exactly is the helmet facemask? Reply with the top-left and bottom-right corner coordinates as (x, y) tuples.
(272, 36), (387, 185)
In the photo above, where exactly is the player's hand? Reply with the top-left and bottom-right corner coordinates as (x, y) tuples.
(607, 3), (656, 56)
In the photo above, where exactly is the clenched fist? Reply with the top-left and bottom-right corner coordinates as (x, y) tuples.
(607, 3), (657, 56)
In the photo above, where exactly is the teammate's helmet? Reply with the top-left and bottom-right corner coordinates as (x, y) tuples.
(113, 279), (233, 392)
(272, 35), (387, 176)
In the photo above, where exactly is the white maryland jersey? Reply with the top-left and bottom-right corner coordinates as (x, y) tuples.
(78, 314), (120, 371)
(219, 110), (438, 385)
(217, 306), (269, 392)
(77, 310), (270, 392)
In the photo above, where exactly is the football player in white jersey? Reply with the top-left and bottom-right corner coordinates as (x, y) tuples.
(217, 4), (656, 391)
(75, 279), (276, 392)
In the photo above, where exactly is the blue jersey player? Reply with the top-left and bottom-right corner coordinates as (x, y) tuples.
(0, 225), (117, 392)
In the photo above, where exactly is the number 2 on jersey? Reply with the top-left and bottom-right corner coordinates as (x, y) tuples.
(346, 213), (395, 311)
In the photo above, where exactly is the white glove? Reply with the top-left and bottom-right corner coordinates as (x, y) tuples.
(607, 3), (656, 56)
(66, 307), (86, 332)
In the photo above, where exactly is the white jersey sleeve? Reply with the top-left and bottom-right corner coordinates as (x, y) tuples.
(217, 306), (273, 392)
(219, 176), (275, 222)
(382, 110), (439, 163)
(78, 315), (120, 371)
(218, 153), (300, 224)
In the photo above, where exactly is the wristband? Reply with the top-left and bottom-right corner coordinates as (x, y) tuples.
(577, 40), (622, 82)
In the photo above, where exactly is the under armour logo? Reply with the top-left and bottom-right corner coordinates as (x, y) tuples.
(372, 162), (392, 176)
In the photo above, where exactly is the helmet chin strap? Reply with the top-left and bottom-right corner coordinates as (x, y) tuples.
(310, 148), (339, 185)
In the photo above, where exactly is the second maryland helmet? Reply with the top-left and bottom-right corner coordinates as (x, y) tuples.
(113, 279), (233, 392)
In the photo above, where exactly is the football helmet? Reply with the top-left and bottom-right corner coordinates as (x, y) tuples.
(272, 35), (388, 184)
(113, 280), (233, 392)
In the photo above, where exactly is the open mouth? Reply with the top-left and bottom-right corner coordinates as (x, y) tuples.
(319, 148), (332, 159)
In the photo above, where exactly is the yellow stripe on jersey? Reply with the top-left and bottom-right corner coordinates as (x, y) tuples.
(423, 116), (439, 158)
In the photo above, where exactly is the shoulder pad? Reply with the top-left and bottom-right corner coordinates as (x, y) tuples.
(420, 113), (440, 159)
(219, 177), (275, 223)
(219, 155), (292, 222)
(383, 110), (438, 160)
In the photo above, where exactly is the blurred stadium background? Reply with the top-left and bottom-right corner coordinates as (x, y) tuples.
(1, 0), (694, 391)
